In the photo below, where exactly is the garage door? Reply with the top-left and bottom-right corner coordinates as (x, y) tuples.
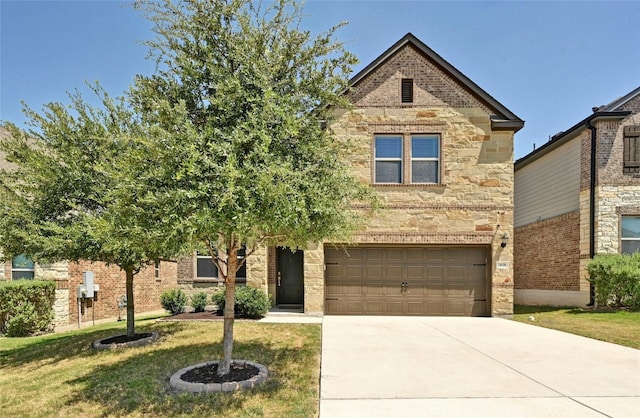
(325, 246), (489, 316)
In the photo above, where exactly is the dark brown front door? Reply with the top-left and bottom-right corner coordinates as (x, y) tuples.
(277, 247), (304, 307)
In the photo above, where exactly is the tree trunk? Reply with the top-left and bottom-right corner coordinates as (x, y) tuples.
(125, 267), (135, 338)
(218, 247), (238, 376)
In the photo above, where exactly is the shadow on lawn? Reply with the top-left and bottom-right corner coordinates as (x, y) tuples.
(65, 338), (308, 417)
(0, 318), (190, 368)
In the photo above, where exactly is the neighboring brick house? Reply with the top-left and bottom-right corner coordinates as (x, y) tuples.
(1, 258), (177, 327)
(180, 33), (523, 316)
(514, 86), (640, 306)
(0, 128), (178, 327)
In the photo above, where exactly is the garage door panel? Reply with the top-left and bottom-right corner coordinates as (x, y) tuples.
(325, 246), (489, 316)
(385, 301), (403, 314)
(407, 266), (424, 279)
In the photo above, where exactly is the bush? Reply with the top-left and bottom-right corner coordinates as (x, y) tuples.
(212, 286), (271, 319)
(160, 289), (188, 315)
(587, 253), (640, 309)
(190, 291), (208, 313)
(0, 280), (56, 337)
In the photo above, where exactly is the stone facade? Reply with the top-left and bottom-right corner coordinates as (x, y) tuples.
(143, 35), (521, 317)
(257, 35), (522, 316)
(515, 86), (640, 306)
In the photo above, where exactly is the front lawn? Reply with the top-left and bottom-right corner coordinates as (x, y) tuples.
(0, 316), (321, 417)
(513, 305), (640, 349)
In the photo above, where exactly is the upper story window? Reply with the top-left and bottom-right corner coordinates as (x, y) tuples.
(374, 135), (403, 183)
(196, 247), (246, 282)
(374, 134), (441, 185)
(401, 78), (413, 103)
(623, 125), (640, 173)
(621, 215), (640, 254)
(12, 254), (34, 280)
(411, 135), (440, 183)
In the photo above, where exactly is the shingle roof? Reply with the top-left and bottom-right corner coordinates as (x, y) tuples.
(349, 33), (524, 132)
(515, 86), (640, 169)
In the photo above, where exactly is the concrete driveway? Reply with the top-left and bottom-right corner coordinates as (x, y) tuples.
(320, 316), (640, 418)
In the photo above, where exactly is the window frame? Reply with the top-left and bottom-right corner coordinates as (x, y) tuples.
(11, 254), (35, 280)
(373, 133), (442, 186)
(410, 134), (440, 184)
(621, 215), (640, 255)
(195, 248), (247, 283)
(374, 135), (403, 184)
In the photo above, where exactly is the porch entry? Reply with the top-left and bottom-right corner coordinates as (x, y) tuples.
(276, 247), (304, 308)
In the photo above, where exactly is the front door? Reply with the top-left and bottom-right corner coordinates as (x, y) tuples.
(277, 247), (304, 307)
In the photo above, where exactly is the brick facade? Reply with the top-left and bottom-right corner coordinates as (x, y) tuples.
(2, 259), (177, 327)
(514, 211), (580, 291)
(515, 86), (640, 306)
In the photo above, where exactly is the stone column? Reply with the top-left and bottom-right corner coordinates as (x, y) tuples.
(303, 242), (325, 314)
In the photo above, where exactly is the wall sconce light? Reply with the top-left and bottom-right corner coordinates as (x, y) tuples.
(501, 233), (509, 248)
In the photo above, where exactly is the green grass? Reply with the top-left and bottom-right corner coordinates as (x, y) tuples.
(513, 305), (640, 349)
(0, 316), (321, 417)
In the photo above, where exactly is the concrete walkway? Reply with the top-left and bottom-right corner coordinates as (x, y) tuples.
(320, 316), (640, 418)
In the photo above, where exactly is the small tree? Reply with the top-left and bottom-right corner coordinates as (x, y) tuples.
(0, 86), (184, 338)
(131, 0), (374, 375)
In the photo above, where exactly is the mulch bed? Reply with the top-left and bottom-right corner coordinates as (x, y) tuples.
(100, 332), (154, 345)
(181, 362), (259, 384)
(160, 311), (259, 321)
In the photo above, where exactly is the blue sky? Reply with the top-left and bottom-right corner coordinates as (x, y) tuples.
(1, 1), (639, 159)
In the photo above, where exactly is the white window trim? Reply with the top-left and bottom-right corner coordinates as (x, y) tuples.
(621, 215), (640, 254)
(374, 135), (403, 184)
(11, 255), (35, 280)
(410, 135), (440, 184)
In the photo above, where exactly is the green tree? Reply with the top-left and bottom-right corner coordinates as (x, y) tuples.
(0, 86), (184, 338)
(131, 0), (374, 375)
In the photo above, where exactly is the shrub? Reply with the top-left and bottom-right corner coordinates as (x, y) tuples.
(587, 253), (640, 309)
(0, 280), (56, 337)
(160, 289), (188, 315)
(212, 286), (271, 319)
(190, 291), (208, 313)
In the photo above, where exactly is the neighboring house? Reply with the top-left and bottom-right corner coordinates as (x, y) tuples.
(514, 86), (640, 306)
(0, 127), (178, 327)
(179, 33), (524, 316)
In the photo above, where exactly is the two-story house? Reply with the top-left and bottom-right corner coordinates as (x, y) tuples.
(180, 33), (524, 316)
(514, 86), (640, 306)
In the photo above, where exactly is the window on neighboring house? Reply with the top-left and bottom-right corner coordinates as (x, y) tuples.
(623, 126), (640, 173)
(154, 260), (160, 279)
(196, 248), (247, 283)
(411, 135), (440, 183)
(12, 254), (34, 279)
(621, 216), (640, 254)
(401, 78), (413, 103)
(374, 134), (441, 185)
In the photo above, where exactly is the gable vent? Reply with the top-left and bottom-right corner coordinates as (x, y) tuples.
(401, 78), (413, 103)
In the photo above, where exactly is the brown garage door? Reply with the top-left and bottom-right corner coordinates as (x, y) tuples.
(325, 246), (489, 316)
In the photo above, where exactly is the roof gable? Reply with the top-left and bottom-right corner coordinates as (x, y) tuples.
(348, 33), (524, 131)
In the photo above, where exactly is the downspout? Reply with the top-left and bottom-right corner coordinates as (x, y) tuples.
(586, 118), (597, 306)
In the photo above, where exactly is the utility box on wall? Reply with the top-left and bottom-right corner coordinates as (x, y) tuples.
(76, 271), (96, 299)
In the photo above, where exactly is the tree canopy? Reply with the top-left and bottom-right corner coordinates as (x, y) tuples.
(0, 85), (185, 336)
(129, 0), (374, 374)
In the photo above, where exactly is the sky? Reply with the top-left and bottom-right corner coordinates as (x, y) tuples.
(1, 0), (639, 159)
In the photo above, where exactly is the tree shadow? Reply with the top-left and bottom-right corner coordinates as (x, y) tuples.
(0, 318), (189, 368)
(64, 339), (307, 417)
(513, 305), (576, 314)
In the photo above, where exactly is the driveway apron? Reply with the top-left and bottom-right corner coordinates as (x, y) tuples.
(320, 316), (640, 418)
